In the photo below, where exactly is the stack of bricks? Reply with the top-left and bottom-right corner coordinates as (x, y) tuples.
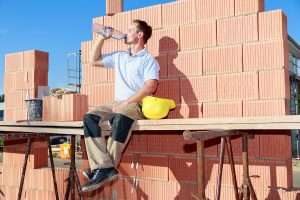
(2, 50), (52, 198)
(0, 157), (86, 199)
(1, 0), (296, 199)
(79, 0), (299, 199)
(4, 50), (49, 121)
(42, 93), (88, 121)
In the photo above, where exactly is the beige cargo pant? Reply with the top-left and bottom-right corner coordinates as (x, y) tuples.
(83, 101), (144, 171)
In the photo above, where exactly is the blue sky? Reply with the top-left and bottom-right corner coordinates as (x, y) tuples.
(0, 0), (299, 95)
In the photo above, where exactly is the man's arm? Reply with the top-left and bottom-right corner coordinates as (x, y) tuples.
(90, 35), (110, 67)
(112, 80), (158, 112)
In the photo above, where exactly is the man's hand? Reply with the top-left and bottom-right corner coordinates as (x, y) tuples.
(101, 27), (113, 40)
(112, 101), (129, 113)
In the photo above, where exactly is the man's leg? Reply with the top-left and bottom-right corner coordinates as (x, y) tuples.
(82, 103), (121, 192)
(107, 103), (144, 168)
(83, 105), (114, 171)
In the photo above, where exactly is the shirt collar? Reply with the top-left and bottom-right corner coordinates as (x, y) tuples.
(127, 47), (147, 57)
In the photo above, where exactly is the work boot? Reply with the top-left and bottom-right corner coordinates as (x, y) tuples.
(82, 167), (119, 192)
(82, 168), (95, 180)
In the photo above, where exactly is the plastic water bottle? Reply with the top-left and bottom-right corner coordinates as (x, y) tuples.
(93, 23), (127, 40)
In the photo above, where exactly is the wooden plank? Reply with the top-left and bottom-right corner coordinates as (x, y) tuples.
(0, 121), (84, 127)
(1, 115), (300, 135)
(2, 115), (300, 127)
(0, 126), (83, 135)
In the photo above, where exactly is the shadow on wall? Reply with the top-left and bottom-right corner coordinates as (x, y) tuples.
(155, 36), (200, 119)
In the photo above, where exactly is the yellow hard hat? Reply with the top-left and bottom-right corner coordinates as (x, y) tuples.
(142, 96), (176, 119)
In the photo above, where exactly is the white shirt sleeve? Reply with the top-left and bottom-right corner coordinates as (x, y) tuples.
(143, 57), (160, 81)
(101, 52), (120, 68)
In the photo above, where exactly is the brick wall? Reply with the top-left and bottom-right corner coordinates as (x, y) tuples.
(79, 0), (298, 199)
(1, 0), (299, 199)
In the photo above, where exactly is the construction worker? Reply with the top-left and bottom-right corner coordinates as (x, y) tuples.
(82, 19), (160, 192)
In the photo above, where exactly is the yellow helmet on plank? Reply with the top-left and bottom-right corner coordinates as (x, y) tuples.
(142, 96), (176, 119)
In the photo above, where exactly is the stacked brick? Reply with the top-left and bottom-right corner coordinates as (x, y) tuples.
(78, 0), (298, 199)
(1, 0), (297, 199)
(4, 50), (49, 121)
(43, 93), (88, 121)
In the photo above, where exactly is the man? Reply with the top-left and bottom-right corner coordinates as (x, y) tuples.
(82, 19), (160, 192)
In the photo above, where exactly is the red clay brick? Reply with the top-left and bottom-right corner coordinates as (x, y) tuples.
(180, 20), (216, 50)
(259, 69), (290, 99)
(82, 63), (108, 84)
(125, 133), (148, 153)
(89, 83), (114, 106)
(243, 99), (290, 116)
(43, 94), (88, 121)
(13, 109), (27, 121)
(154, 53), (168, 79)
(162, 0), (196, 27)
(137, 154), (169, 181)
(147, 26), (180, 54)
(81, 40), (93, 64)
(258, 130), (291, 159)
(203, 44), (242, 74)
(217, 71), (259, 101)
(14, 69), (48, 90)
(104, 11), (131, 33)
(259, 9), (287, 41)
(106, 0), (122, 16)
(138, 179), (179, 200)
(132, 4), (162, 29)
(243, 39), (289, 71)
(92, 16), (104, 40)
(169, 155), (197, 182)
(23, 50), (49, 71)
(168, 50), (202, 78)
(3, 109), (14, 121)
(176, 182), (197, 200)
(203, 101), (243, 118)
(168, 103), (203, 119)
(118, 154), (134, 177)
(156, 78), (180, 103)
(180, 75), (217, 103)
(5, 51), (24, 72)
(4, 72), (15, 92)
(4, 90), (23, 109)
(235, 0), (264, 16)
(217, 13), (258, 45)
(147, 132), (217, 156)
(195, 0), (234, 21)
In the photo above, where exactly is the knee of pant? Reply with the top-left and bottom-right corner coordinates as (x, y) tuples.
(83, 113), (101, 124)
(83, 114), (101, 138)
(110, 113), (134, 143)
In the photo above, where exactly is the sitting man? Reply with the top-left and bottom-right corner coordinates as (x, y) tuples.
(82, 19), (160, 192)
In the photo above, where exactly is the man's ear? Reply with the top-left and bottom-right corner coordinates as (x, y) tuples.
(138, 31), (144, 39)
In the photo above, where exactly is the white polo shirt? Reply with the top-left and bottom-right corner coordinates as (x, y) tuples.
(102, 48), (160, 101)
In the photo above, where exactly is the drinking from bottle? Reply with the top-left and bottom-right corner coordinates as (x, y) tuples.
(92, 23), (127, 41)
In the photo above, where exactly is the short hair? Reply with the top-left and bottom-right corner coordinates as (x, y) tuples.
(132, 19), (152, 44)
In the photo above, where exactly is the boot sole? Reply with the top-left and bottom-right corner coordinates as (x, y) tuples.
(82, 172), (119, 192)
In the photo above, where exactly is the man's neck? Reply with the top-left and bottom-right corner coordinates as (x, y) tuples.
(130, 43), (144, 55)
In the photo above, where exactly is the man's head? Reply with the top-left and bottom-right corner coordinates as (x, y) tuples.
(126, 19), (152, 45)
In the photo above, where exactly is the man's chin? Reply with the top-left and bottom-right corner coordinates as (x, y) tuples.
(124, 40), (131, 45)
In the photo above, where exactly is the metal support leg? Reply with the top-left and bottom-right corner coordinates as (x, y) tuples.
(240, 133), (257, 200)
(17, 137), (32, 200)
(192, 140), (206, 200)
(215, 137), (225, 200)
(64, 135), (83, 200)
(225, 136), (239, 200)
(48, 137), (59, 200)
